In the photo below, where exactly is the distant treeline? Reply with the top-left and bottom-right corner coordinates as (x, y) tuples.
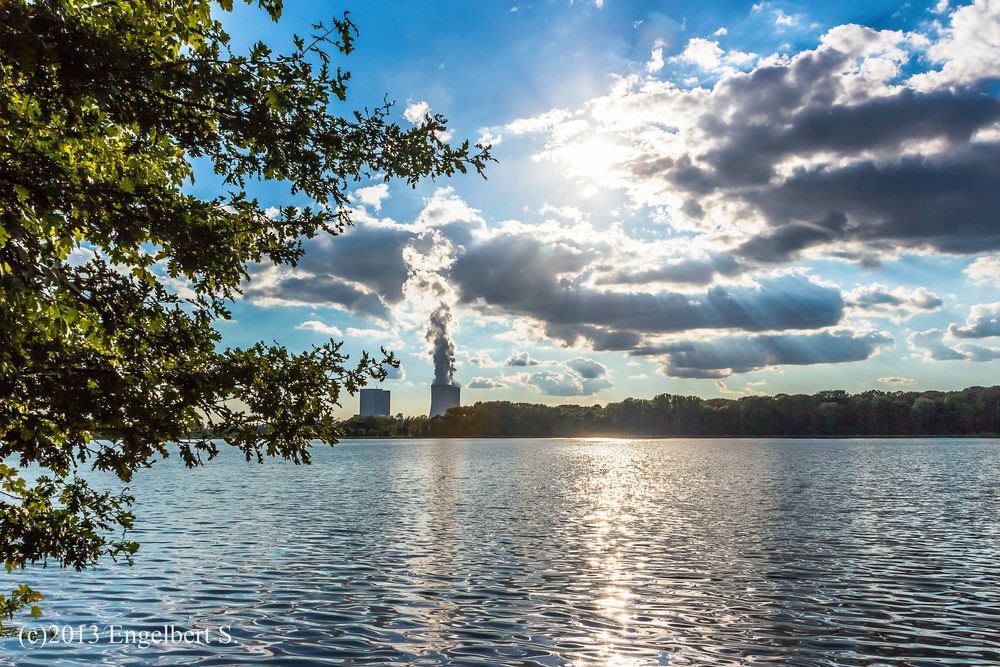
(339, 386), (1000, 438)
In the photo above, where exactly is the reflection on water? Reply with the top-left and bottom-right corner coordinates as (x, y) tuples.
(5, 438), (1000, 665)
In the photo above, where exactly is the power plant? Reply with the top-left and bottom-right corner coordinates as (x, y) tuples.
(429, 383), (460, 417)
(425, 303), (460, 417)
(359, 388), (391, 416)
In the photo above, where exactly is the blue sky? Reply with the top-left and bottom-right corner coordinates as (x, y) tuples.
(201, 0), (1000, 417)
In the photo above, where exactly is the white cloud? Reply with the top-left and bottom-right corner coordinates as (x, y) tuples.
(296, 320), (343, 336)
(776, 9), (802, 27)
(910, 0), (1000, 90)
(467, 351), (502, 368)
(403, 100), (430, 124)
(477, 128), (502, 146)
(646, 46), (665, 73)
(673, 38), (757, 72)
(352, 183), (390, 212)
(505, 108), (573, 135)
(880, 376), (917, 385)
(715, 379), (767, 395)
(66, 246), (97, 267)
(713, 27), (728, 36)
(538, 203), (586, 223)
(467, 376), (507, 389)
(966, 255), (1000, 287)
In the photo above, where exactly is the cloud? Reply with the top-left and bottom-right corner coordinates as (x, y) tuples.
(595, 252), (743, 286)
(506, 108), (572, 135)
(383, 363), (405, 380)
(467, 351), (501, 367)
(505, 350), (542, 366)
(243, 188), (485, 321)
(245, 272), (392, 319)
(467, 376), (507, 389)
(880, 376), (918, 386)
(846, 284), (944, 321)
(910, 326), (1000, 362)
(478, 128), (502, 146)
(910, 0), (1000, 90)
(947, 302), (1000, 338)
(908, 328), (967, 361)
(67, 246), (97, 267)
(511, 13), (1000, 262)
(565, 357), (607, 379)
(513, 358), (613, 396)
(773, 9), (799, 27)
(673, 38), (757, 73)
(646, 45), (665, 74)
(635, 330), (893, 378)
(451, 233), (845, 340)
(295, 320), (343, 336)
(958, 343), (1000, 362)
(966, 255), (1000, 287)
(352, 183), (390, 212)
(715, 379), (767, 395)
(403, 100), (430, 124)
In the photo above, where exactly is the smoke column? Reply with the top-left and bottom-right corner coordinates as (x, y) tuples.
(426, 304), (456, 385)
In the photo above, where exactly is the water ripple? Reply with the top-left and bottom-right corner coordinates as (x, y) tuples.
(4, 438), (1000, 665)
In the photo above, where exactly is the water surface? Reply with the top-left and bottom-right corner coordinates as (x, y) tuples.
(5, 438), (1000, 665)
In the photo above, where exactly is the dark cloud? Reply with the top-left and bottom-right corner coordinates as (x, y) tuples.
(605, 34), (1000, 260)
(505, 351), (542, 366)
(738, 212), (848, 263)
(703, 89), (1000, 188)
(846, 284), (944, 321)
(565, 357), (607, 380)
(634, 330), (893, 378)
(596, 253), (743, 285)
(542, 323), (644, 351)
(959, 343), (1000, 362)
(297, 225), (412, 303)
(947, 302), (1000, 338)
(451, 234), (844, 335)
(244, 275), (391, 320)
(746, 143), (1000, 255)
(908, 329), (967, 361)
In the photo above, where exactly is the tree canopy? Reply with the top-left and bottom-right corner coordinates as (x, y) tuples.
(0, 0), (491, 626)
(340, 386), (1000, 439)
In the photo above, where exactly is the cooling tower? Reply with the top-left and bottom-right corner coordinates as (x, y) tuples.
(429, 384), (460, 417)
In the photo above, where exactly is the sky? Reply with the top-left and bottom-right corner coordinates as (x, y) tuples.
(202, 0), (1000, 417)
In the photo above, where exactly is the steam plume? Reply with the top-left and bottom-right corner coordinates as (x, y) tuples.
(426, 304), (456, 385)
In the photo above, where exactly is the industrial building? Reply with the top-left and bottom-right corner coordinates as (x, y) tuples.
(359, 388), (391, 417)
(429, 384), (460, 417)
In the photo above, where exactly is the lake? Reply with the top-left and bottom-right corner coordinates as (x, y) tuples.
(4, 438), (1000, 665)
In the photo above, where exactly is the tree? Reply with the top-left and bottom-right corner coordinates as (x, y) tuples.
(0, 0), (492, 628)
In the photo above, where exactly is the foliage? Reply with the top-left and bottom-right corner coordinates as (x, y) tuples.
(341, 386), (1000, 438)
(0, 0), (492, 627)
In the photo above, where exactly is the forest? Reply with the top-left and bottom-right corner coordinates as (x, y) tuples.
(339, 386), (1000, 438)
